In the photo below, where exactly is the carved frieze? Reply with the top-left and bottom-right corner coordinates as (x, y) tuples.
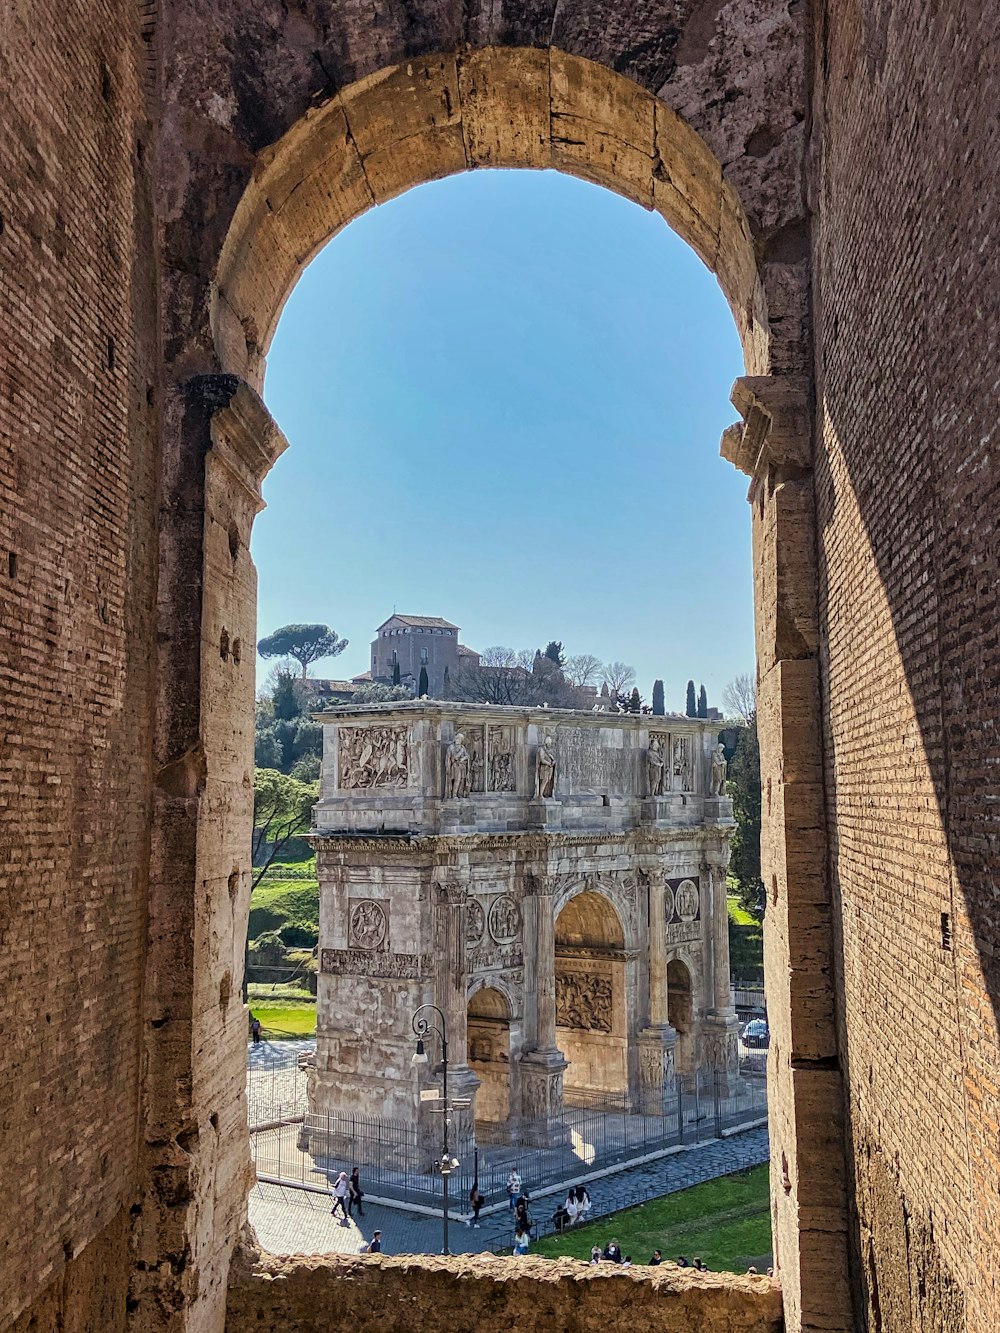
(487, 724), (517, 792)
(349, 898), (388, 950)
(321, 948), (430, 978)
(672, 736), (693, 791)
(555, 970), (613, 1033)
(339, 725), (408, 789)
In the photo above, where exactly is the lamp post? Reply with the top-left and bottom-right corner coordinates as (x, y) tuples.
(411, 1002), (463, 1256)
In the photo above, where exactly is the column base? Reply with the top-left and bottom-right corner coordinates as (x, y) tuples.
(638, 1025), (678, 1113)
(518, 1049), (570, 1146)
(527, 798), (562, 829)
(702, 1012), (741, 1095)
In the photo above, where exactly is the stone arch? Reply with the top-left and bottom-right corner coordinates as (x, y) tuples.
(210, 48), (772, 393)
(467, 971), (518, 1021)
(554, 888), (631, 1098)
(667, 955), (696, 1076)
(552, 877), (636, 954)
(467, 984), (512, 1125)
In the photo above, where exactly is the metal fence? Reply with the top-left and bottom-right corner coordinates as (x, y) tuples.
(249, 1062), (767, 1210)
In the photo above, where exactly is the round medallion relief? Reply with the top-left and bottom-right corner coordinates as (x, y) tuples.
(350, 899), (387, 950)
(466, 898), (485, 948)
(662, 884), (675, 922)
(488, 893), (521, 944)
(674, 880), (700, 922)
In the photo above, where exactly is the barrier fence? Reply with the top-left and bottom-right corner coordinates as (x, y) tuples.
(248, 1056), (767, 1209)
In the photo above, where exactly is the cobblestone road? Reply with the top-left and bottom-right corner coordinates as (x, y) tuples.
(250, 1126), (770, 1258)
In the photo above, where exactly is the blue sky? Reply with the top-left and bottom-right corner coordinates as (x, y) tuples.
(255, 168), (752, 711)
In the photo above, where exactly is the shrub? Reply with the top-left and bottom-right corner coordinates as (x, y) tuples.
(279, 921), (319, 948)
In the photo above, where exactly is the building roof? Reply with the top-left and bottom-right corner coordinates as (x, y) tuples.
(457, 644), (479, 658)
(351, 671), (372, 683)
(376, 614), (459, 631)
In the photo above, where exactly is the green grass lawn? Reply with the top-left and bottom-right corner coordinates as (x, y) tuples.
(727, 894), (758, 927)
(249, 998), (316, 1038)
(532, 1165), (771, 1272)
(248, 879), (319, 941)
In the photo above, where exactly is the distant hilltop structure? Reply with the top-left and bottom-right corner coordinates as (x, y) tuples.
(370, 613), (480, 697)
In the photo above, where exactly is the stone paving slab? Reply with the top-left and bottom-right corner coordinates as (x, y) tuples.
(250, 1126), (770, 1258)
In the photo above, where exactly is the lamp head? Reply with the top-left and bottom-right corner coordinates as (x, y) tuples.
(411, 1038), (428, 1067)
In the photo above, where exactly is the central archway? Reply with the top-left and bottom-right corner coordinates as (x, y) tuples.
(554, 890), (629, 1099)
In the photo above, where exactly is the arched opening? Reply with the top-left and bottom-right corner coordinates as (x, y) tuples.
(467, 986), (511, 1126)
(193, 41), (840, 1328)
(555, 891), (628, 1099)
(667, 957), (696, 1078)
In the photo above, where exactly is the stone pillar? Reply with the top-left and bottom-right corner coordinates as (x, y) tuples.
(639, 870), (678, 1111)
(722, 374), (852, 1330)
(430, 870), (479, 1148)
(520, 877), (569, 1146)
(702, 855), (740, 1092)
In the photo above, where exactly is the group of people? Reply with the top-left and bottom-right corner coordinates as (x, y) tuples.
(329, 1167), (381, 1253)
(551, 1185), (593, 1232)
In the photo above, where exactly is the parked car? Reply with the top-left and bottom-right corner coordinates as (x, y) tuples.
(741, 1019), (770, 1049)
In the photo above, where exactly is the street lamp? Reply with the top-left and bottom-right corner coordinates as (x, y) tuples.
(411, 1002), (463, 1255)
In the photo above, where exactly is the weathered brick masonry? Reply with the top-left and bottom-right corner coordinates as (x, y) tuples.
(1, 0), (999, 1331)
(813, 3), (1000, 1329)
(0, 0), (158, 1326)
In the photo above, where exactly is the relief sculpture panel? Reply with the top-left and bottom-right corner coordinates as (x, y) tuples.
(339, 725), (408, 789)
(487, 723), (517, 792)
(556, 970), (613, 1033)
(349, 898), (388, 950)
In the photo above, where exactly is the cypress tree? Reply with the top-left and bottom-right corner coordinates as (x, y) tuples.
(652, 679), (665, 715)
(600, 681), (610, 699)
(442, 665), (451, 697)
(685, 679), (697, 717)
(418, 666), (429, 697)
(392, 660), (401, 685)
(697, 684), (708, 718)
(629, 687), (641, 714)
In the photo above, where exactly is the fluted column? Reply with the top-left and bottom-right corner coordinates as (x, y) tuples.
(710, 855), (735, 1015)
(647, 870), (670, 1028)
(535, 881), (558, 1052)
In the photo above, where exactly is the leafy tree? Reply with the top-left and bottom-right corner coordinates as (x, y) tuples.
(254, 727), (282, 769)
(565, 653), (603, 687)
(697, 684), (708, 718)
(652, 679), (665, 715)
(258, 623), (348, 678)
(728, 716), (763, 920)
(723, 671), (757, 725)
(544, 640), (565, 667)
(290, 753), (321, 782)
(686, 679), (697, 717)
(449, 645), (576, 708)
(252, 769), (318, 889)
(603, 661), (636, 697)
(418, 666), (429, 697)
(272, 669), (301, 722)
(392, 659), (401, 685)
(628, 687), (642, 714)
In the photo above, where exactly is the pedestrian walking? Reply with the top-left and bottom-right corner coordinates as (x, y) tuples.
(574, 1184), (592, 1219)
(330, 1171), (350, 1221)
(468, 1184), (484, 1227)
(506, 1170), (521, 1212)
(348, 1166), (364, 1218)
(512, 1226), (530, 1256)
(250, 1016), (261, 1044)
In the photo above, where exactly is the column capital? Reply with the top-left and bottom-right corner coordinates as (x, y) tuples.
(720, 373), (811, 483)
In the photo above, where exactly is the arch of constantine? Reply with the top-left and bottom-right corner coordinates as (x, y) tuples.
(2, 0), (998, 1330)
(305, 702), (737, 1147)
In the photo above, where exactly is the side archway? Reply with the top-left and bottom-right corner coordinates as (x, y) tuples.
(467, 985), (512, 1126)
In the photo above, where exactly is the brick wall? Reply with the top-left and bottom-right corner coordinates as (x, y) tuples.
(814, 1), (1000, 1328)
(0, 0), (156, 1324)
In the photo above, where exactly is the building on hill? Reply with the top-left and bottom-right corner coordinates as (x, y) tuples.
(369, 614), (479, 697)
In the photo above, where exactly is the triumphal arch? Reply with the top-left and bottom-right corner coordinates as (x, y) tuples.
(305, 702), (736, 1146)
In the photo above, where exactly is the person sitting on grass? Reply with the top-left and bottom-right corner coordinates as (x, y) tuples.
(621, 1255), (633, 1268)
(552, 1201), (571, 1233)
(676, 1256), (690, 1267)
(602, 1238), (622, 1263)
(513, 1226), (530, 1256)
(693, 1257), (709, 1272)
(590, 1245), (602, 1265)
(649, 1250), (663, 1266)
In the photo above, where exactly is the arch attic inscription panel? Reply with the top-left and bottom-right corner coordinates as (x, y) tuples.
(307, 702), (736, 1147)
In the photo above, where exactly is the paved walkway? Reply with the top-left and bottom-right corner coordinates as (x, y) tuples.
(250, 1125), (770, 1258)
